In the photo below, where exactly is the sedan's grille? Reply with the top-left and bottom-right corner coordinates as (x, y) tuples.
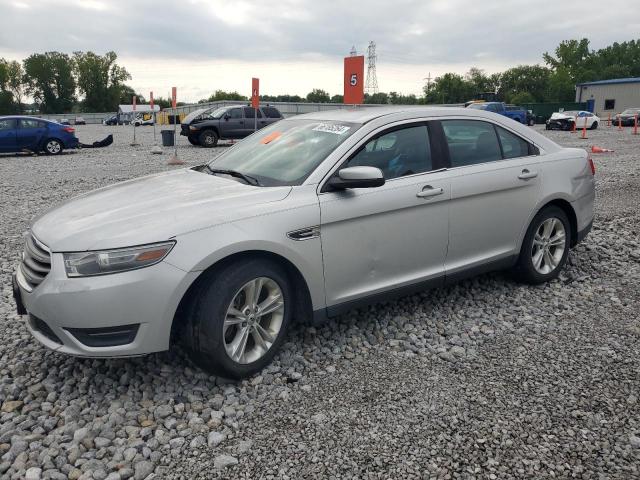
(19, 234), (51, 291)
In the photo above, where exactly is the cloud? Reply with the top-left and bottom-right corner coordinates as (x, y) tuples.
(0, 0), (636, 100)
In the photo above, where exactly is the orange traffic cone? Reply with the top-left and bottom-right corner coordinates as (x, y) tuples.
(591, 145), (614, 153)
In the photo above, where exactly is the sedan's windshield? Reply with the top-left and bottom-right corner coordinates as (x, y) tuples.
(622, 108), (640, 115)
(207, 119), (359, 186)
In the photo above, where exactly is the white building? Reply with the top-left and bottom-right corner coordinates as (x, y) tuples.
(575, 78), (640, 116)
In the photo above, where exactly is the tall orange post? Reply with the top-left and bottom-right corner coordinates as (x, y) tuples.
(581, 116), (588, 139)
(618, 114), (623, 131)
(634, 114), (639, 135)
(607, 113), (611, 127)
(571, 116), (577, 133)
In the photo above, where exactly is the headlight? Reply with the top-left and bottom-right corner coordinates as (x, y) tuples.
(63, 241), (175, 277)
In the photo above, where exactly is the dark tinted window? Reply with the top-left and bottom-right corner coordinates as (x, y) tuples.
(19, 119), (44, 129)
(262, 107), (282, 118)
(0, 119), (16, 130)
(228, 108), (242, 119)
(604, 99), (615, 110)
(243, 107), (263, 118)
(442, 120), (502, 167)
(496, 126), (530, 159)
(347, 125), (432, 180)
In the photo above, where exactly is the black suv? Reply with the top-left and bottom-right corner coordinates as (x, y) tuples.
(180, 105), (283, 147)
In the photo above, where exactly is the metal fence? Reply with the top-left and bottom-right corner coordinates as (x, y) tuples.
(29, 112), (113, 125)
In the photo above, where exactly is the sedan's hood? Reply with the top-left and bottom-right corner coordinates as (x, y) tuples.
(550, 112), (575, 120)
(31, 169), (292, 251)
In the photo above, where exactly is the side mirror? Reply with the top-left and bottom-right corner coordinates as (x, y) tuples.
(327, 166), (385, 190)
(224, 114), (230, 121)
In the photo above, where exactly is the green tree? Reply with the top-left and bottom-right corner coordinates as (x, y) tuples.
(499, 65), (550, 103)
(0, 59), (14, 114)
(5, 60), (25, 112)
(509, 91), (536, 105)
(306, 88), (330, 103)
(546, 67), (575, 102)
(23, 52), (76, 113)
(543, 39), (594, 84)
(365, 92), (389, 104)
(330, 94), (344, 103)
(73, 51), (131, 112)
(118, 85), (145, 105)
(424, 73), (473, 104)
(202, 90), (247, 102)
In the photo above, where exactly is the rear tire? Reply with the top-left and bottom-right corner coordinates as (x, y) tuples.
(184, 258), (292, 379)
(43, 138), (63, 155)
(513, 206), (571, 284)
(199, 130), (218, 148)
(187, 135), (199, 146)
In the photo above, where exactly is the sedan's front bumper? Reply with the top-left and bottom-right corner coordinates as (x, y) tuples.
(16, 252), (198, 357)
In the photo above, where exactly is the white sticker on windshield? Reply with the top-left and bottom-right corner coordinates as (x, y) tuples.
(312, 123), (351, 135)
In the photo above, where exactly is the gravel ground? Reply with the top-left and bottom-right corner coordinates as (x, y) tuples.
(1, 123), (639, 479)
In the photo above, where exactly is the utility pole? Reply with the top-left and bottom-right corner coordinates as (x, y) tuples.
(350, 45), (357, 57)
(365, 41), (379, 94)
(423, 72), (433, 93)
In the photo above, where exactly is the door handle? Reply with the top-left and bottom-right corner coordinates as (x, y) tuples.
(416, 185), (444, 198)
(518, 169), (538, 180)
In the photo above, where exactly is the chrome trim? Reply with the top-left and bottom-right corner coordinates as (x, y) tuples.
(287, 226), (320, 241)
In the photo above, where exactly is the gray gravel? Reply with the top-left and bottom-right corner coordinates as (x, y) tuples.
(1, 123), (639, 479)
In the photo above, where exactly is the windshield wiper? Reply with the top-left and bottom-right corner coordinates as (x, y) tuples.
(205, 165), (261, 186)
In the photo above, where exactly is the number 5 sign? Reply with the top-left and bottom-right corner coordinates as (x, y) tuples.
(344, 56), (364, 104)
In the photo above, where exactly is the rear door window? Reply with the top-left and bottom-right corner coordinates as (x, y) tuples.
(262, 107), (282, 118)
(0, 119), (16, 130)
(441, 120), (502, 167)
(19, 119), (44, 129)
(243, 107), (263, 118)
(495, 126), (531, 159)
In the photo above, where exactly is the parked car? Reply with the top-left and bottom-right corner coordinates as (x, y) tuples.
(59, 118), (71, 126)
(467, 102), (528, 124)
(74, 117), (86, 125)
(13, 107), (595, 379)
(0, 116), (79, 155)
(613, 108), (640, 126)
(103, 114), (124, 126)
(546, 111), (599, 131)
(180, 105), (283, 147)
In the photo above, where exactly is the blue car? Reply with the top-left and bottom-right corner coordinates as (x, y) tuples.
(0, 116), (79, 155)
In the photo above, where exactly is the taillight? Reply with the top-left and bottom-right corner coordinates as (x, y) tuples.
(63, 127), (75, 133)
(588, 156), (596, 175)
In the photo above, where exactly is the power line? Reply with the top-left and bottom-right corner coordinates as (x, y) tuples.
(365, 41), (379, 94)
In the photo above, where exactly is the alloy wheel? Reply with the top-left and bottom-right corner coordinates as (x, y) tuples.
(223, 277), (285, 364)
(531, 217), (566, 275)
(46, 140), (61, 154)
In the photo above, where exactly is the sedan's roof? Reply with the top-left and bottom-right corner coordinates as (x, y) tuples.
(288, 106), (499, 124)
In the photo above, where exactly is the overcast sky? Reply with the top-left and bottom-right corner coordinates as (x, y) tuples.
(1, 0), (637, 102)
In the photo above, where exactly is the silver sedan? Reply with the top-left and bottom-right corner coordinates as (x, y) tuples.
(14, 106), (595, 379)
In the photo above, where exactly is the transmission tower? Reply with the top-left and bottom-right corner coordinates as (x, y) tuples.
(365, 41), (379, 94)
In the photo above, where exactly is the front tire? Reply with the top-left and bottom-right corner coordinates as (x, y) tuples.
(590, 121), (598, 130)
(43, 138), (63, 155)
(513, 206), (571, 284)
(185, 258), (292, 379)
(199, 130), (218, 148)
